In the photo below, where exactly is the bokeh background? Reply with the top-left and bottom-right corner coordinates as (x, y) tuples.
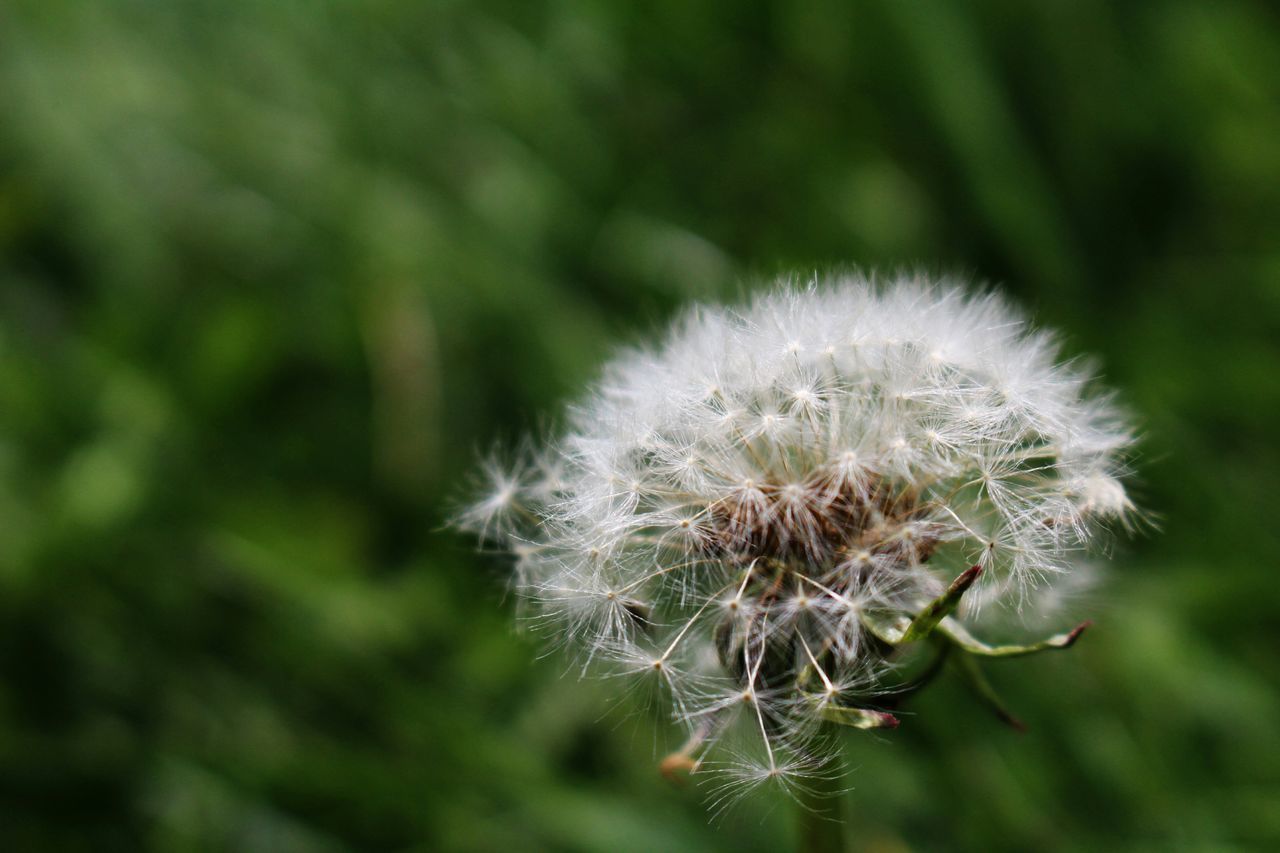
(2, 1), (1279, 850)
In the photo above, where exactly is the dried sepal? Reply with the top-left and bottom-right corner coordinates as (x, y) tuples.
(951, 651), (1027, 731)
(808, 697), (900, 730)
(937, 617), (1091, 658)
(901, 565), (983, 642)
(858, 610), (911, 645)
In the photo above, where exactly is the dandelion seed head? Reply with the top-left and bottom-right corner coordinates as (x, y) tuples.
(459, 271), (1138, 800)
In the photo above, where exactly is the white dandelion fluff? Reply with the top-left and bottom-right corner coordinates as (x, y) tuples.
(458, 271), (1137, 797)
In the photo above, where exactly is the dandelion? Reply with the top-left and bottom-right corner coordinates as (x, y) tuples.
(457, 271), (1138, 831)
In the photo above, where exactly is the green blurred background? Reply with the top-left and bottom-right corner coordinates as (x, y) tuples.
(2, 1), (1278, 850)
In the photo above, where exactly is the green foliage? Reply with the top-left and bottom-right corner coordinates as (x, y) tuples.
(1, 1), (1278, 850)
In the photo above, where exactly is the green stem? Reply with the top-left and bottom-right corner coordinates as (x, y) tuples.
(795, 764), (847, 853)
